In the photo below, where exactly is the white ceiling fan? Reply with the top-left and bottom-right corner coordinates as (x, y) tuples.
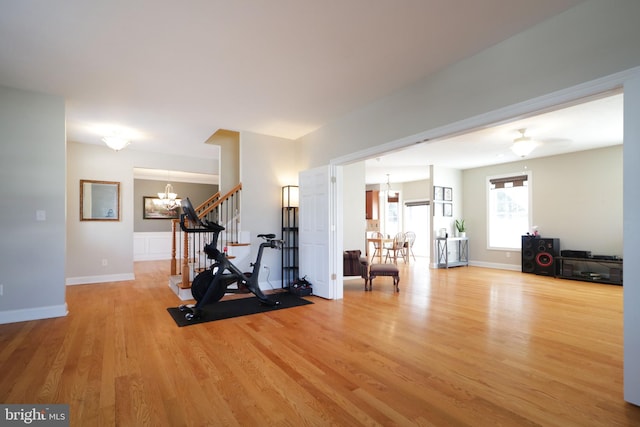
(511, 128), (572, 157)
(511, 128), (539, 157)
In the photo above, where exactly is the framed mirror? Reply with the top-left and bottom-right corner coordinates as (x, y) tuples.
(80, 180), (120, 221)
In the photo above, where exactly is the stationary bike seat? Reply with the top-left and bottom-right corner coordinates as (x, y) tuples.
(257, 233), (276, 239)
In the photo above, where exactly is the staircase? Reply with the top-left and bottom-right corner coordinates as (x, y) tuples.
(168, 183), (244, 299)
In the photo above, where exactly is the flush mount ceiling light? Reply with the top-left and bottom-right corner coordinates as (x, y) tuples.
(102, 135), (130, 151)
(511, 128), (539, 157)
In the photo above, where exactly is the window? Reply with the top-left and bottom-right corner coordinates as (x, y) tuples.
(487, 172), (531, 249)
(404, 201), (430, 257)
(385, 196), (400, 237)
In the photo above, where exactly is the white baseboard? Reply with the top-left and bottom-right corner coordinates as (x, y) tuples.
(0, 303), (68, 325)
(429, 261), (521, 271)
(135, 253), (171, 261)
(66, 273), (135, 286)
(469, 261), (521, 271)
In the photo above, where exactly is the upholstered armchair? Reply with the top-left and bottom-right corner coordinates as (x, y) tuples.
(343, 250), (369, 285)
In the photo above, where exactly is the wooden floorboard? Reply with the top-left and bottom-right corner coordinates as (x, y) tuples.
(1, 258), (639, 426)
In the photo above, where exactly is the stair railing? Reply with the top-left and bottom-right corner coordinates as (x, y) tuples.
(170, 183), (242, 288)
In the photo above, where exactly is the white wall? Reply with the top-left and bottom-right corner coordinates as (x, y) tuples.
(2, 0), (639, 406)
(66, 141), (218, 285)
(402, 179), (430, 202)
(66, 143), (136, 283)
(294, 0), (640, 406)
(298, 0), (640, 169)
(463, 146), (623, 269)
(432, 166), (463, 239)
(0, 86), (67, 323)
(342, 162), (366, 254)
(239, 131), (298, 284)
(66, 131), (295, 288)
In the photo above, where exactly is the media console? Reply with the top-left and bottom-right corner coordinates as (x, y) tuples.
(557, 256), (623, 286)
(521, 235), (623, 286)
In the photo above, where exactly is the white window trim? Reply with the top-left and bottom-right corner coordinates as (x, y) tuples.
(486, 170), (533, 251)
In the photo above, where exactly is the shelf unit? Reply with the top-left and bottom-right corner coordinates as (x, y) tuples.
(281, 186), (299, 289)
(435, 237), (469, 268)
(557, 256), (623, 285)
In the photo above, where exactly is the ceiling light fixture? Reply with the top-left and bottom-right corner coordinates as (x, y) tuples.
(386, 174), (399, 203)
(158, 171), (178, 209)
(511, 128), (538, 157)
(102, 135), (130, 151)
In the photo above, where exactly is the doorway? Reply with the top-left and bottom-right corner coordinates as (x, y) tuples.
(404, 203), (430, 258)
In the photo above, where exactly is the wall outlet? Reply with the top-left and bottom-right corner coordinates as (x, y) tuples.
(506, 251), (511, 258)
(102, 259), (108, 267)
(0, 284), (3, 296)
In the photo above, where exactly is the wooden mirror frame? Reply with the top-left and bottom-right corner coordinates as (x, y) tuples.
(80, 179), (120, 221)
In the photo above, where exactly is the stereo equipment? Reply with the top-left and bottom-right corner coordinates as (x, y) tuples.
(561, 263), (574, 277)
(560, 250), (591, 258)
(610, 268), (623, 283)
(521, 236), (560, 276)
(591, 255), (620, 260)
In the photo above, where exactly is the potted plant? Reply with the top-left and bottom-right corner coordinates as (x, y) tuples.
(455, 219), (466, 238)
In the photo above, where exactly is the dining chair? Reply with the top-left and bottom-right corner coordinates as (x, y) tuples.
(371, 232), (384, 260)
(404, 231), (416, 262)
(384, 232), (407, 264)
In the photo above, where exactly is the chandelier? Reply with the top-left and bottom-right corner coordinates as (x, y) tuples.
(158, 172), (178, 209)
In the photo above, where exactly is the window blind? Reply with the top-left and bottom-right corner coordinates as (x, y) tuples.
(490, 175), (528, 189)
(405, 200), (430, 207)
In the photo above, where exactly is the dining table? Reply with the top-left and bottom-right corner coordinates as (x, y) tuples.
(366, 236), (393, 263)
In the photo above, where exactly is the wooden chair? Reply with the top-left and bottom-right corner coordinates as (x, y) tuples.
(371, 232), (384, 260)
(404, 231), (416, 262)
(384, 232), (407, 264)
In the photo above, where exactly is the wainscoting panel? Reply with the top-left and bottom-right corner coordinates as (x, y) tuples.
(134, 232), (173, 261)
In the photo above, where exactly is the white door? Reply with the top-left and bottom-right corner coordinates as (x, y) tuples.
(299, 165), (342, 299)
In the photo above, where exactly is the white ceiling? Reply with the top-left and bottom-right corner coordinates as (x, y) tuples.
(365, 91), (624, 184)
(2, 0), (602, 177)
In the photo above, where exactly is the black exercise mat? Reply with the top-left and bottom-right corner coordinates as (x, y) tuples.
(167, 292), (313, 327)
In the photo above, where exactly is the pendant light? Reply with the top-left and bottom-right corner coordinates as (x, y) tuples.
(386, 174), (399, 203)
(158, 171), (178, 209)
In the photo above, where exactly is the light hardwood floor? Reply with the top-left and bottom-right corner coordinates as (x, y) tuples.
(1, 259), (639, 426)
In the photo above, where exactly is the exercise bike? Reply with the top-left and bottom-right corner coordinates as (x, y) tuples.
(178, 198), (280, 321)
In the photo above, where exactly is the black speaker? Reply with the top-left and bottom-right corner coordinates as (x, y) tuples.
(521, 235), (537, 273)
(522, 236), (560, 276)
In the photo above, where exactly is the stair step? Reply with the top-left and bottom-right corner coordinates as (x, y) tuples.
(168, 275), (193, 301)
